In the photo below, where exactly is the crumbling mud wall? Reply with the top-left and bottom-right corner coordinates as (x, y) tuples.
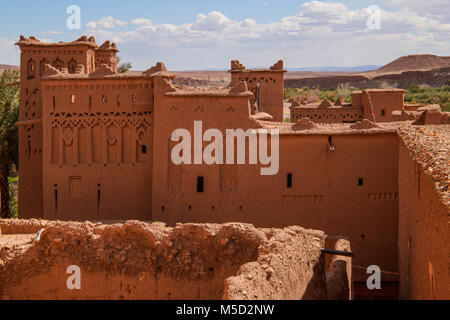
(398, 126), (450, 300)
(0, 220), (349, 300)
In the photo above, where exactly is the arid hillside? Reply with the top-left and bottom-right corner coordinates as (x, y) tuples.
(373, 55), (450, 74)
(0, 64), (18, 74)
(285, 55), (450, 89)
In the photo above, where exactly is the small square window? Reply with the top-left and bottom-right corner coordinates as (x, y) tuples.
(358, 178), (364, 186)
(141, 145), (147, 154)
(197, 176), (204, 193)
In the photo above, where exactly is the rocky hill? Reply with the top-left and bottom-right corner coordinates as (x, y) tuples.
(373, 55), (450, 74)
(285, 55), (450, 89)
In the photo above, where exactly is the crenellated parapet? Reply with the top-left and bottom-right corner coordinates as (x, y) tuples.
(270, 60), (284, 71)
(230, 60), (246, 72)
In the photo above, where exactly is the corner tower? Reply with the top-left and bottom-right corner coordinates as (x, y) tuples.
(15, 35), (98, 218)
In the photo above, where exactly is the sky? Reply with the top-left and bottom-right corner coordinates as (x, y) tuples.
(0, 0), (449, 70)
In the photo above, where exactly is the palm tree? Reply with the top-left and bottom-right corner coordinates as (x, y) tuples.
(117, 56), (132, 74)
(0, 70), (19, 218)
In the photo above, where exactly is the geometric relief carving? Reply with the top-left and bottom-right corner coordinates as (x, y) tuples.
(281, 194), (325, 204)
(168, 140), (182, 192)
(50, 112), (151, 166)
(368, 192), (398, 200)
(219, 164), (237, 192)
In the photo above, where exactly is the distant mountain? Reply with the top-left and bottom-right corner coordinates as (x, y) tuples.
(286, 65), (381, 72)
(0, 64), (19, 74)
(373, 54), (450, 74)
(184, 65), (382, 72)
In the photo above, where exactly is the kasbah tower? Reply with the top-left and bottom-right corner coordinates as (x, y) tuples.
(14, 35), (449, 299)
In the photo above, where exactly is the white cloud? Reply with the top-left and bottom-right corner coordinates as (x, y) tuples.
(192, 12), (232, 31)
(86, 16), (128, 29)
(0, 37), (20, 65)
(82, 1), (450, 69)
(381, 0), (450, 22)
(42, 30), (62, 35)
(131, 18), (153, 26)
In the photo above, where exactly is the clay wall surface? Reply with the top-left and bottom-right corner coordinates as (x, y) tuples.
(40, 77), (154, 221)
(398, 127), (450, 299)
(0, 221), (342, 300)
(363, 90), (405, 122)
(291, 106), (363, 124)
(152, 122), (399, 273)
(231, 71), (284, 122)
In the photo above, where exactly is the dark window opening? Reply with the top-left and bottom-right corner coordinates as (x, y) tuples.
(328, 136), (335, 151)
(97, 184), (101, 214)
(54, 185), (58, 214)
(358, 178), (364, 186)
(188, 205), (192, 211)
(381, 109), (386, 116)
(287, 173), (293, 189)
(141, 145), (147, 154)
(161, 206), (165, 212)
(197, 176), (204, 193)
(52, 96), (56, 111)
(360, 234), (365, 241)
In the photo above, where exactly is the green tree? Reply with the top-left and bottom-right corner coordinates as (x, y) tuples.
(117, 56), (132, 74)
(0, 70), (19, 218)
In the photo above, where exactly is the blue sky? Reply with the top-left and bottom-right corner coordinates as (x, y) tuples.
(1, 0), (449, 70)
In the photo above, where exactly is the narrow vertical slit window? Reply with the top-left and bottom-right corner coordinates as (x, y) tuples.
(97, 184), (101, 214)
(54, 185), (58, 214)
(287, 173), (293, 189)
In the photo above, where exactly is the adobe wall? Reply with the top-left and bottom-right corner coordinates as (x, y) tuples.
(291, 106), (363, 124)
(229, 61), (285, 122)
(40, 77), (154, 221)
(152, 119), (399, 273)
(231, 71), (284, 122)
(363, 90), (405, 123)
(398, 127), (450, 299)
(0, 220), (341, 300)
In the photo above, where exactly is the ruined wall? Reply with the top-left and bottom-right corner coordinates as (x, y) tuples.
(0, 221), (339, 300)
(40, 77), (154, 221)
(398, 128), (450, 300)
